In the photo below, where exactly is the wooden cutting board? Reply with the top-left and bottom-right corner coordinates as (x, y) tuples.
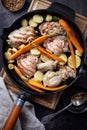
(1, 0), (87, 110)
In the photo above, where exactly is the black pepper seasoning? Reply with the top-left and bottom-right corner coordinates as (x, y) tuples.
(2, 0), (25, 11)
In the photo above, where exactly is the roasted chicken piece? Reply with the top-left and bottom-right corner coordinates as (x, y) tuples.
(39, 21), (66, 35)
(59, 65), (76, 81)
(43, 66), (76, 87)
(7, 26), (37, 48)
(43, 71), (62, 87)
(43, 36), (69, 55)
(37, 60), (58, 72)
(17, 53), (39, 78)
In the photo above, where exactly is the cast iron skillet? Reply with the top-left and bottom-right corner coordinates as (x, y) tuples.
(1, 2), (87, 130)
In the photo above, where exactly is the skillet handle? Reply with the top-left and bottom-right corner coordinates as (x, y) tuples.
(2, 93), (27, 130)
(48, 2), (75, 21)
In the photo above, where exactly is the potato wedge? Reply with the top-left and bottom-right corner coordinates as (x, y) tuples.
(8, 63), (14, 70)
(30, 48), (40, 56)
(33, 14), (43, 23)
(59, 53), (67, 65)
(18, 44), (25, 49)
(68, 55), (81, 68)
(29, 18), (38, 27)
(8, 48), (17, 54)
(4, 51), (12, 60)
(40, 54), (50, 62)
(8, 60), (15, 63)
(21, 19), (28, 27)
(34, 71), (44, 81)
(75, 49), (82, 57)
(46, 14), (52, 21)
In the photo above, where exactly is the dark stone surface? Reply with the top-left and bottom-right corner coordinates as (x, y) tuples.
(0, 0), (87, 130)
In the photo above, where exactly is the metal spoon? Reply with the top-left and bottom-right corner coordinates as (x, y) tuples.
(41, 92), (87, 124)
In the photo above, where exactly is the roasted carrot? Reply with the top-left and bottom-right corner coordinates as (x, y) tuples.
(37, 46), (65, 63)
(59, 19), (83, 54)
(10, 34), (56, 60)
(14, 66), (44, 93)
(14, 66), (25, 79)
(28, 79), (67, 91)
(68, 39), (76, 72)
(14, 65), (66, 92)
(25, 81), (44, 93)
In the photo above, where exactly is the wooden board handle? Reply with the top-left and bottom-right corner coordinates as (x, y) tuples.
(2, 96), (26, 130)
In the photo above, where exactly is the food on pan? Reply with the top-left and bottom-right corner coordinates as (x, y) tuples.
(30, 48), (40, 56)
(59, 19), (83, 54)
(5, 13), (83, 93)
(46, 14), (52, 21)
(68, 55), (81, 69)
(28, 14), (44, 27)
(8, 63), (14, 70)
(75, 49), (82, 57)
(34, 70), (44, 81)
(7, 26), (38, 48)
(9, 34), (61, 60)
(37, 60), (58, 72)
(17, 52), (39, 78)
(39, 21), (66, 35)
(43, 65), (76, 87)
(21, 19), (28, 27)
(40, 54), (50, 62)
(58, 53), (67, 65)
(33, 14), (44, 23)
(29, 18), (38, 27)
(43, 35), (69, 55)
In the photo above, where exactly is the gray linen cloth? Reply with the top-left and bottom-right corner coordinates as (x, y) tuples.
(0, 77), (45, 130)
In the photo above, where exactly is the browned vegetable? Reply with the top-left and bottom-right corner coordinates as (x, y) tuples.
(28, 79), (67, 91)
(59, 19), (83, 54)
(68, 39), (76, 72)
(14, 66), (44, 93)
(37, 46), (65, 63)
(10, 34), (57, 60)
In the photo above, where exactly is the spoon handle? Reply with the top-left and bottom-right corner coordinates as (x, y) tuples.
(41, 103), (72, 124)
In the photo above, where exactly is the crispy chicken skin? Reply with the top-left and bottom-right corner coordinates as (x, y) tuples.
(39, 22), (69, 55)
(43, 71), (62, 87)
(7, 26), (37, 48)
(59, 65), (76, 81)
(43, 36), (69, 55)
(17, 53), (39, 78)
(43, 66), (76, 87)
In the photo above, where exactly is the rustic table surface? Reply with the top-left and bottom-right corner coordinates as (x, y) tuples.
(0, 0), (87, 130)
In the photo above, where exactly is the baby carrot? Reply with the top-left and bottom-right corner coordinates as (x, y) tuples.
(25, 81), (44, 93)
(28, 79), (67, 91)
(37, 46), (65, 63)
(10, 34), (56, 60)
(59, 19), (83, 54)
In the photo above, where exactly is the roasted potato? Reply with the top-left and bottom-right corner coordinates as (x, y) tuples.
(68, 55), (81, 68)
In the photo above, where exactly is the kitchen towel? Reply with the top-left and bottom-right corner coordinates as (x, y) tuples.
(0, 77), (45, 130)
